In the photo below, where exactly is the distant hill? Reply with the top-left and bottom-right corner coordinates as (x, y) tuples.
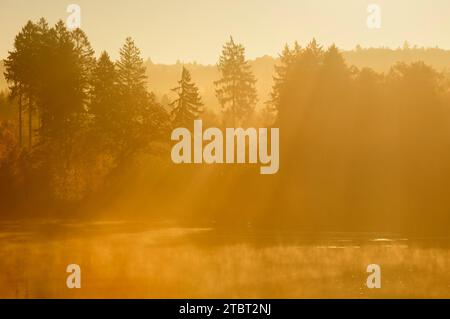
(2, 46), (450, 112)
(343, 46), (450, 73)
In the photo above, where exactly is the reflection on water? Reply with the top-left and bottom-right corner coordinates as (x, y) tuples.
(0, 220), (449, 298)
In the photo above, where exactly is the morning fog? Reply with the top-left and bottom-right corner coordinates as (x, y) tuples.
(171, 120), (279, 175)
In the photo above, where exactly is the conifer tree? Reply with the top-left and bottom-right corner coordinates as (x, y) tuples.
(170, 67), (203, 128)
(303, 38), (323, 62)
(90, 51), (118, 131)
(4, 19), (95, 146)
(116, 37), (147, 97)
(114, 37), (169, 161)
(215, 36), (257, 126)
(269, 42), (303, 113)
(4, 20), (41, 147)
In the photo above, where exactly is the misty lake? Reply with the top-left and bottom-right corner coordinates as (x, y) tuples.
(0, 220), (449, 298)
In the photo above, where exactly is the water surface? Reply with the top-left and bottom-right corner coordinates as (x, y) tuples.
(0, 220), (449, 298)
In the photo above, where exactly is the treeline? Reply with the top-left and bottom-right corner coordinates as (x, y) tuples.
(185, 40), (450, 234)
(344, 43), (450, 72)
(269, 40), (450, 234)
(0, 19), (261, 216)
(0, 19), (172, 213)
(1, 19), (450, 235)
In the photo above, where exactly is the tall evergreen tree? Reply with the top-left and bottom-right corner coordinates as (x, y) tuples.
(90, 51), (118, 132)
(71, 28), (96, 104)
(269, 42), (302, 114)
(4, 19), (96, 200)
(38, 20), (94, 143)
(170, 67), (203, 128)
(115, 37), (149, 138)
(114, 37), (169, 162)
(4, 20), (42, 147)
(4, 19), (95, 145)
(215, 36), (257, 126)
(116, 37), (147, 97)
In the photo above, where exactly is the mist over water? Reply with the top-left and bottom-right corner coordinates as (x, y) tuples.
(0, 220), (449, 298)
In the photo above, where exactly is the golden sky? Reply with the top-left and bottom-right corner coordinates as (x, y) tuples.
(1, 0), (449, 64)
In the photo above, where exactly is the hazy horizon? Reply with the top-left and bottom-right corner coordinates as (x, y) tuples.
(2, 0), (450, 64)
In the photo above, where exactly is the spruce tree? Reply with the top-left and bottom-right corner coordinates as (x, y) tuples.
(114, 37), (169, 161)
(215, 36), (257, 126)
(90, 51), (118, 131)
(269, 42), (303, 113)
(170, 67), (203, 128)
(114, 37), (149, 157)
(116, 37), (147, 97)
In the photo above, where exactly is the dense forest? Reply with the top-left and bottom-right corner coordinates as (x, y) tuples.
(1, 18), (450, 235)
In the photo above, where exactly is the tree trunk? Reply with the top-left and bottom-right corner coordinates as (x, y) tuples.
(18, 93), (23, 147)
(28, 98), (32, 148)
(232, 80), (236, 127)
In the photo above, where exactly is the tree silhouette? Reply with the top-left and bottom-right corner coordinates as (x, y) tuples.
(3, 20), (42, 147)
(117, 37), (147, 96)
(269, 42), (302, 115)
(4, 19), (95, 146)
(113, 37), (169, 164)
(90, 51), (119, 140)
(215, 36), (257, 126)
(170, 67), (203, 128)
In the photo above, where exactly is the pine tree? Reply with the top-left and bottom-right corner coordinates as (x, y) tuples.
(38, 20), (93, 142)
(170, 67), (203, 128)
(303, 38), (323, 62)
(322, 44), (349, 79)
(114, 37), (169, 161)
(90, 51), (118, 131)
(114, 37), (148, 157)
(269, 42), (303, 113)
(71, 28), (96, 103)
(215, 36), (257, 126)
(116, 37), (147, 97)
(4, 18), (94, 147)
(4, 20), (41, 147)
